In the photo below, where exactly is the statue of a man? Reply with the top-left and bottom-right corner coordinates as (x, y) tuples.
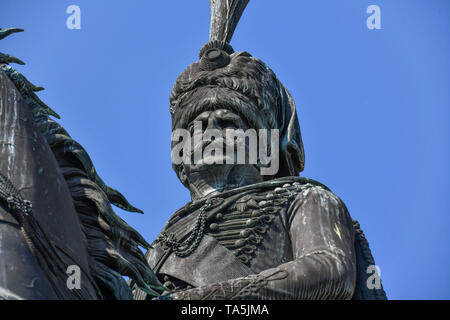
(133, 0), (386, 300)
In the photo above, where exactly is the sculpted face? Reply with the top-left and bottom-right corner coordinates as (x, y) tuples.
(178, 108), (264, 198)
(186, 108), (250, 167)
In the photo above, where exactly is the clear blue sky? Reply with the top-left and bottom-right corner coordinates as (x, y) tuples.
(1, 0), (449, 299)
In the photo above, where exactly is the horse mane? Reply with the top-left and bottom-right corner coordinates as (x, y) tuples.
(1, 64), (160, 299)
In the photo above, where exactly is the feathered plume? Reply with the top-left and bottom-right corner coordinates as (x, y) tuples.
(209, 0), (249, 43)
(199, 0), (250, 58)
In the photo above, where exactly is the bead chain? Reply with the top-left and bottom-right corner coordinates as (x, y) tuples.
(158, 198), (212, 257)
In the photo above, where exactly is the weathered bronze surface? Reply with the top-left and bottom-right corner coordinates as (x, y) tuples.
(0, 1), (386, 300)
(132, 0), (387, 300)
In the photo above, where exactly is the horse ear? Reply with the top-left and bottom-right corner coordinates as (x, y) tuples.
(279, 83), (305, 176)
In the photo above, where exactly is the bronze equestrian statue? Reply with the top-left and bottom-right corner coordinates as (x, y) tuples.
(0, 1), (386, 300)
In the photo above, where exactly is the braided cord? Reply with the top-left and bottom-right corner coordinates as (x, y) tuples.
(157, 199), (212, 258)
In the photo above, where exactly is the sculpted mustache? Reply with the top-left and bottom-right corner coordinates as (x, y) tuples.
(184, 137), (251, 159)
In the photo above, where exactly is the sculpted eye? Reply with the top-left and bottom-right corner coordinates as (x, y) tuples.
(218, 118), (237, 129)
(188, 119), (205, 134)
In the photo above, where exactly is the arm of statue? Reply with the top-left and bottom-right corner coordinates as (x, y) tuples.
(170, 186), (357, 300)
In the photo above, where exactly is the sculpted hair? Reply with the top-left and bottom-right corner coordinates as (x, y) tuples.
(170, 51), (305, 179)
